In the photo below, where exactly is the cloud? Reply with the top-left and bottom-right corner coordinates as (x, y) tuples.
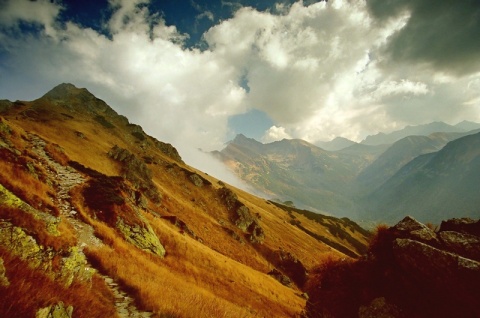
(0, 0), (63, 37)
(366, 0), (480, 76)
(0, 0), (479, 158)
(261, 125), (291, 143)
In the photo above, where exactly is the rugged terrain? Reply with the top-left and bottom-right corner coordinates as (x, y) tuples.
(0, 83), (371, 317)
(306, 216), (480, 318)
(215, 125), (480, 224)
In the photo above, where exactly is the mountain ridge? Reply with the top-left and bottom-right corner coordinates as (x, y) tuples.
(0, 83), (370, 317)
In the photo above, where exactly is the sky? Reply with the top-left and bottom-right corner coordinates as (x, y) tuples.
(1, 0), (480, 170)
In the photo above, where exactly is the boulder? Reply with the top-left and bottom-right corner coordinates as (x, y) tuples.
(392, 216), (439, 246)
(116, 218), (166, 258)
(189, 173), (204, 187)
(393, 238), (480, 289)
(439, 231), (480, 262)
(439, 218), (480, 237)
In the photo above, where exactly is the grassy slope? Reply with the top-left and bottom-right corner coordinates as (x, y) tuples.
(0, 93), (370, 317)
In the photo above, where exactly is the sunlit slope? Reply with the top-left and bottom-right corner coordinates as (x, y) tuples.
(0, 83), (370, 317)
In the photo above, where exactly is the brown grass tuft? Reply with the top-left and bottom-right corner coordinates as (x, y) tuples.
(0, 207), (77, 251)
(0, 248), (117, 318)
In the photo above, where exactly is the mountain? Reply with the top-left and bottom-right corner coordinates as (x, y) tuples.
(455, 120), (480, 131)
(315, 136), (357, 151)
(214, 134), (381, 218)
(0, 83), (371, 317)
(355, 131), (479, 194)
(363, 132), (480, 224)
(361, 121), (468, 146)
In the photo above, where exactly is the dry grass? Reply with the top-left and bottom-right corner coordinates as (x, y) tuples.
(0, 207), (77, 251)
(0, 248), (117, 318)
(44, 142), (70, 166)
(0, 153), (58, 215)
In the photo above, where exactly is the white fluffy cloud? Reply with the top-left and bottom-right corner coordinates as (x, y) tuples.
(0, 0), (479, 159)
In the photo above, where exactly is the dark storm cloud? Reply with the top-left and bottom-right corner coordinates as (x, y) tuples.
(367, 0), (480, 76)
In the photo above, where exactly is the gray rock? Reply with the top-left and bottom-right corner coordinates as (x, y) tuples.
(392, 216), (439, 246)
(439, 231), (480, 262)
(189, 173), (204, 187)
(439, 218), (480, 237)
(393, 238), (480, 289)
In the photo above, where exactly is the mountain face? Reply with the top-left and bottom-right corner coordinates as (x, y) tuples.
(355, 132), (474, 194)
(0, 83), (371, 317)
(315, 136), (357, 151)
(363, 132), (480, 224)
(361, 121), (469, 146)
(216, 126), (480, 225)
(213, 134), (380, 218)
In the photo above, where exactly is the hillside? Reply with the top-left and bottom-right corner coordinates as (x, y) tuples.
(354, 132), (477, 194)
(0, 83), (371, 317)
(363, 132), (480, 224)
(213, 134), (379, 218)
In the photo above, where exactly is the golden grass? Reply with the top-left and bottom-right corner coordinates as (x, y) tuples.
(0, 248), (117, 318)
(0, 157), (58, 215)
(0, 207), (77, 251)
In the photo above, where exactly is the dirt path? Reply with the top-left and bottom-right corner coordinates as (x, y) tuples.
(29, 134), (154, 318)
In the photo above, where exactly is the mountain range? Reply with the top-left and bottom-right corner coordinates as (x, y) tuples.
(214, 122), (480, 224)
(1, 83), (479, 317)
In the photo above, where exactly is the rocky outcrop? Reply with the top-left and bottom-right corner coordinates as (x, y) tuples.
(218, 186), (265, 243)
(273, 250), (307, 287)
(306, 216), (480, 318)
(116, 218), (166, 258)
(162, 216), (197, 239)
(268, 268), (292, 287)
(35, 301), (73, 318)
(374, 216), (480, 317)
(108, 145), (161, 203)
(0, 221), (92, 286)
(151, 138), (183, 163)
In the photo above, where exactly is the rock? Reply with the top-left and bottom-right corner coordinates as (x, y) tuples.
(268, 268), (292, 287)
(358, 297), (400, 318)
(392, 216), (440, 246)
(35, 301), (73, 318)
(439, 231), (480, 262)
(108, 145), (161, 203)
(162, 216), (196, 238)
(218, 186), (238, 211)
(116, 218), (166, 258)
(189, 173), (204, 187)
(274, 249), (308, 287)
(0, 257), (9, 287)
(439, 218), (480, 237)
(393, 238), (480, 289)
(247, 220), (265, 244)
(235, 205), (255, 232)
